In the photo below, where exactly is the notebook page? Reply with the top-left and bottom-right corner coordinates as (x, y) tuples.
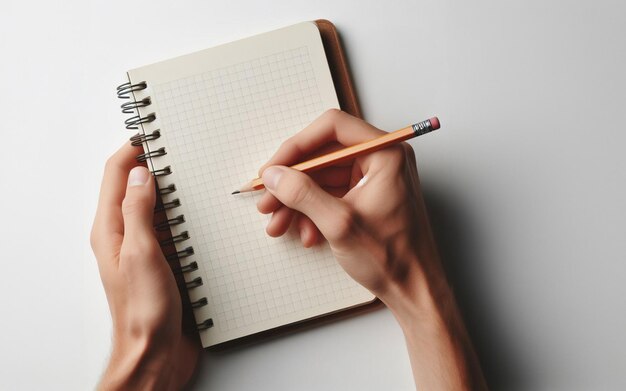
(128, 22), (374, 347)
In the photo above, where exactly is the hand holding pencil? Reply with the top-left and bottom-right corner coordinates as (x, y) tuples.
(253, 107), (439, 257)
(252, 110), (482, 390)
(233, 113), (439, 193)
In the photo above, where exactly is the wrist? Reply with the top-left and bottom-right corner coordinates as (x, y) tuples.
(373, 219), (460, 333)
(99, 332), (177, 391)
(379, 253), (487, 390)
(378, 256), (452, 331)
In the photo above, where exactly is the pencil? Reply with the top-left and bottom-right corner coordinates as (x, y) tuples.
(232, 116), (440, 194)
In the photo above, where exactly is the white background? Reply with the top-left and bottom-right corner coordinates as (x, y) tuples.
(1, 0), (625, 390)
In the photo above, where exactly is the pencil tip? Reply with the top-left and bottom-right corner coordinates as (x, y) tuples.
(231, 190), (240, 195)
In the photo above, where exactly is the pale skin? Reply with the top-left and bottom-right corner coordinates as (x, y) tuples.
(92, 109), (487, 390)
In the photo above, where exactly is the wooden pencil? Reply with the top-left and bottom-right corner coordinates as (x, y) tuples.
(233, 116), (440, 194)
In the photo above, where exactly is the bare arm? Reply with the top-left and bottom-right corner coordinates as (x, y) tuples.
(91, 143), (200, 390)
(257, 109), (487, 390)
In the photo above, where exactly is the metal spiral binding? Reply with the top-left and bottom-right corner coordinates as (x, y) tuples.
(152, 166), (172, 177)
(186, 277), (203, 289)
(136, 147), (166, 162)
(130, 130), (161, 146)
(158, 183), (177, 196)
(155, 215), (185, 231)
(125, 113), (156, 130)
(155, 198), (181, 213)
(117, 81), (213, 331)
(197, 319), (214, 330)
(174, 261), (199, 274)
(191, 297), (208, 309)
(122, 97), (151, 114)
(159, 230), (189, 246)
(117, 81), (147, 98)
(166, 246), (195, 262)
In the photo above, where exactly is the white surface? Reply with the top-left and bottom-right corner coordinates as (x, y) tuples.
(0, 0), (625, 390)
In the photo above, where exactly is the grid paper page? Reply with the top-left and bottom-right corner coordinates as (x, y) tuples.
(129, 23), (374, 347)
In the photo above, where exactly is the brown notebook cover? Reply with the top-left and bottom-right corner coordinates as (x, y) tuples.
(315, 19), (362, 119)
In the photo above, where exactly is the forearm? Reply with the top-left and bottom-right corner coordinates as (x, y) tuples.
(380, 256), (488, 391)
(99, 336), (176, 391)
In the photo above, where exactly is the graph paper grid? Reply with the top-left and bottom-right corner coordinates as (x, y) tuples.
(145, 36), (373, 346)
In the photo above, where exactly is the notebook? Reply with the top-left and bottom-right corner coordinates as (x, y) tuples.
(116, 20), (374, 347)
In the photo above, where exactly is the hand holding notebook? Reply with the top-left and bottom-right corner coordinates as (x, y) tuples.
(91, 145), (201, 390)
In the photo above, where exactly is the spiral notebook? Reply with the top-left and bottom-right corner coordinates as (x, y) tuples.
(117, 21), (374, 347)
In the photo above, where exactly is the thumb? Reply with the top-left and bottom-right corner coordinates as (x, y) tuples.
(262, 166), (354, 243)
(121, 166), (156, 235)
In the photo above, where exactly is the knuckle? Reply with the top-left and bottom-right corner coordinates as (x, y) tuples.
(328, 207), (356, 242)
(321, 108), (343, 125)
(121, 237), (160, 263)
(323, 108), (342, 119)
(121, 245), (142, 263)
(104, 154), (120, 172)
(142, 243), (163, 261)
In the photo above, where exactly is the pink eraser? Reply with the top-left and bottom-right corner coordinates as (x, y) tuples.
(429, 117), (440, 130)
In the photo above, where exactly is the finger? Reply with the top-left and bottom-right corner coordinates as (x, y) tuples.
(357, 144), (409, 178)
(297, 215), (320, 248)
(259, 109), (385, 175)
(262, 166), (354, 244)
(121, 166), (157, 243)
(92, 142), (144, 252)
(265, 205), (295, 237)
(119, 167), (170, 280)
(257, 167), (352, 214)
(257, 190), (281, 214)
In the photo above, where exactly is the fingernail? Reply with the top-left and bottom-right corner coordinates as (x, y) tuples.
(262, 166), (283, 191)
(128, 166), (149, 187)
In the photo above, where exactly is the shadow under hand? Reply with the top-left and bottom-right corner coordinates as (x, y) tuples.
(422, 183), (530, 391)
